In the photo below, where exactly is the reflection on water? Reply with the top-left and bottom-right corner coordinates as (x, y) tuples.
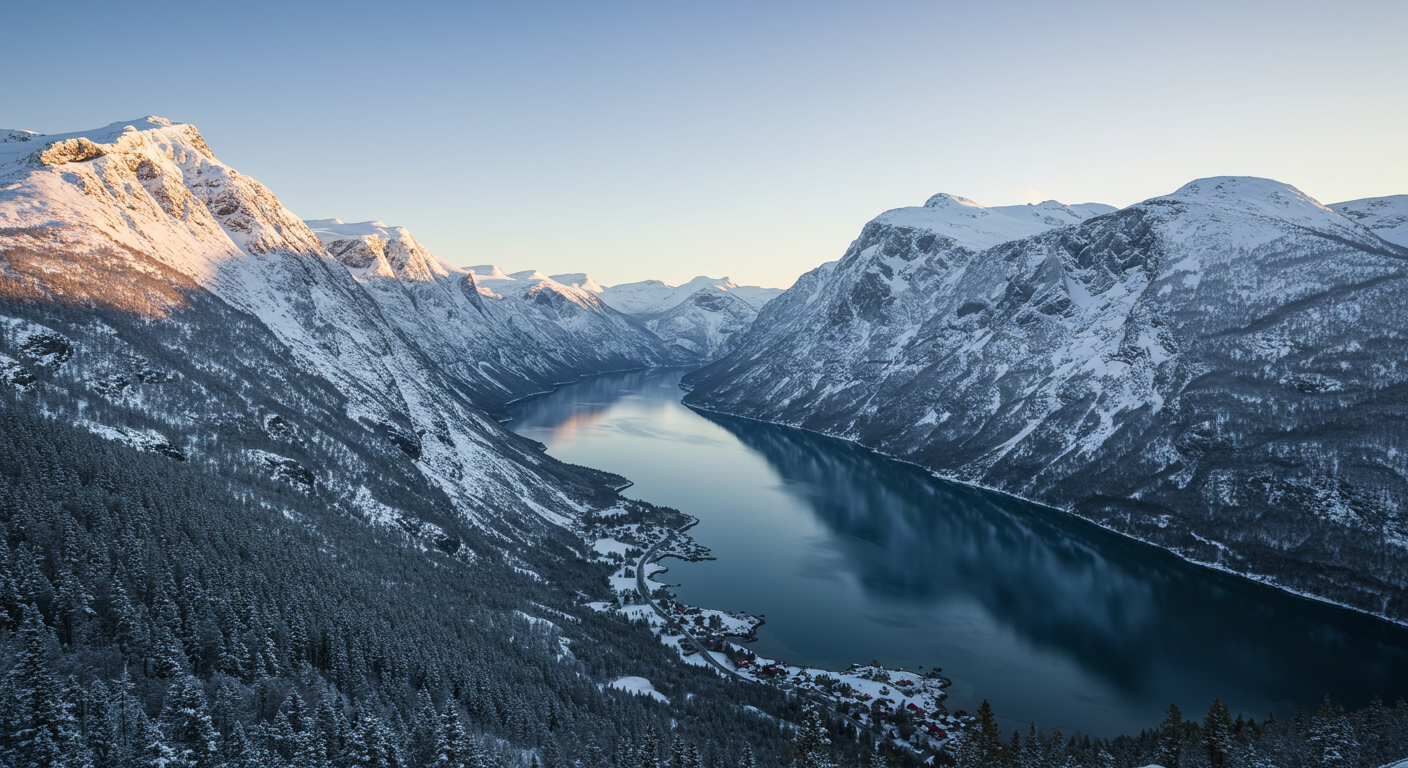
(509, 369), (1408, 737)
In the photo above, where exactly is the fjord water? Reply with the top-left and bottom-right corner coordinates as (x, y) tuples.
(508, 368), (1408, 737)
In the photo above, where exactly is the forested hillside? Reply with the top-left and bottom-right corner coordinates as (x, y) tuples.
(0, 117), (817, 768)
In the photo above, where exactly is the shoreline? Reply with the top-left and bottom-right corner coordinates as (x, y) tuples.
(515, 365), (1408, 743)
(680, 396), (1408, 634)
(627, 521), (959, 752)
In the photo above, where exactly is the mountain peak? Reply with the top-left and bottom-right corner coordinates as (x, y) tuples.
(550, 273), (605, 293)
(1330, 195), (1408, 248)
(1154, 176), (1362, 243)
(466, 265), (512, 280)
(1, 129), (43, 143)
(1166, 176), (1332, 216)
(923, 193), (986, 210)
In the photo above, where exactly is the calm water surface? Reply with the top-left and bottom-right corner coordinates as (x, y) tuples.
(508, 368), (1408, 737)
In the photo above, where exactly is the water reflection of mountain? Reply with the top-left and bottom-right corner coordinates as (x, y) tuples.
(695, 405), (1408, 710)
(507, 370), (673, 438)
(510, 368), (1408, 727)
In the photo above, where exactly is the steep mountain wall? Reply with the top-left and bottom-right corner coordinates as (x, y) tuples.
(684, 178), (1408, 621)
(0, 117), (806, 766)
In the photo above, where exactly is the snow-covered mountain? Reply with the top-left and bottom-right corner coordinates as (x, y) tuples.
(636, 289), (761, 360)
(549, 272), (606, 294)
(0, 118), (824, 766)
(297, 218), (686, 403)
(0, 117), (648, 541)
(683, 178), (1408, 621)
(465, 270), (781, 363)
(597, 276), (783, 315)
(1331, 195), (1408, 247)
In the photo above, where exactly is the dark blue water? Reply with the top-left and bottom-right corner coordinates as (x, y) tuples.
(508, 368), (1408, 737)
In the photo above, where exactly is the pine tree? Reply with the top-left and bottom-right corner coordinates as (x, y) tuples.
(105, 666), (144, 763)
(222, 722), (271, 768)
(1307, 696), (1358, 768)
(793, 705), (836, 768)
(281, 689), (311, 734)
(135, 709), (178, 768)
(958, 700), (1004, 768)
(10, 546), (54, 618)
(1155, 704), (1182, 768)
(53, 522), (95, 645)
(409, 690), (444, 768)
(1043, 728), (1064, 768)
(1021, 723), (1043, 768)
(640, 724), (661, 768)
(159, 675), (218, 768)
(315, 692), (351, 764)
(348, 712), (398, 768)
(617, 734), (639, 768)
(266, 709), (299, 762)
(438, 706), (478, 768)
(1358, 695), (1390, 766)
(5, 604), (75, 768)
(110, 583), (146, 658)
(0, 546), (24, 631)
(1202, 698), (1233, 768)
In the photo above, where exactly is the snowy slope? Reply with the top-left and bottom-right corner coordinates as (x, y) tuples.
(0, 117), (643, 539)
(461, 270), (781, 363)
(637, 289), (761, 359)
(301, 221), (685, 402)
(598, 276), (783, 314)
(990, 200), (1119, 226)
(1332, 195), (1408, 247)
(550, 272), (606, 294)
(684, 178), (1408, 621)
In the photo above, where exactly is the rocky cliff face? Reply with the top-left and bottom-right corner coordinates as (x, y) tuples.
(0, 117), (642, 541)
(304, 221), (687, 405)
(684, 178), (1408, 620)
(637, 288), (761, 360)
(596, 276), (783, 316)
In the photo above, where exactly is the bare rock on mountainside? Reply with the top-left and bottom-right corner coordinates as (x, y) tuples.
(596, 275), (783, 315)
(0, 117), (648, 538)
(637, 288), (762, 360)
(684, 178), (1408, 621)
(0, 115), (944, 767)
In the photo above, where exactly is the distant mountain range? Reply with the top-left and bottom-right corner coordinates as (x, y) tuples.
(462, 268), (782, 362)
(684, 179), (1408, 622)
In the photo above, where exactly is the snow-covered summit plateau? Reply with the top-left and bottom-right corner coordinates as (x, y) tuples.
(684, 177), (1408, 622)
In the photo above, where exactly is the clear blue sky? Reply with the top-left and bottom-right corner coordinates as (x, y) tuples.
(5, 0), (1405, 288)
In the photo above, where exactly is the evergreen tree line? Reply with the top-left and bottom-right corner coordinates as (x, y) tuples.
(0, 400), (820, 768)
(950, 696), (1408, 768)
